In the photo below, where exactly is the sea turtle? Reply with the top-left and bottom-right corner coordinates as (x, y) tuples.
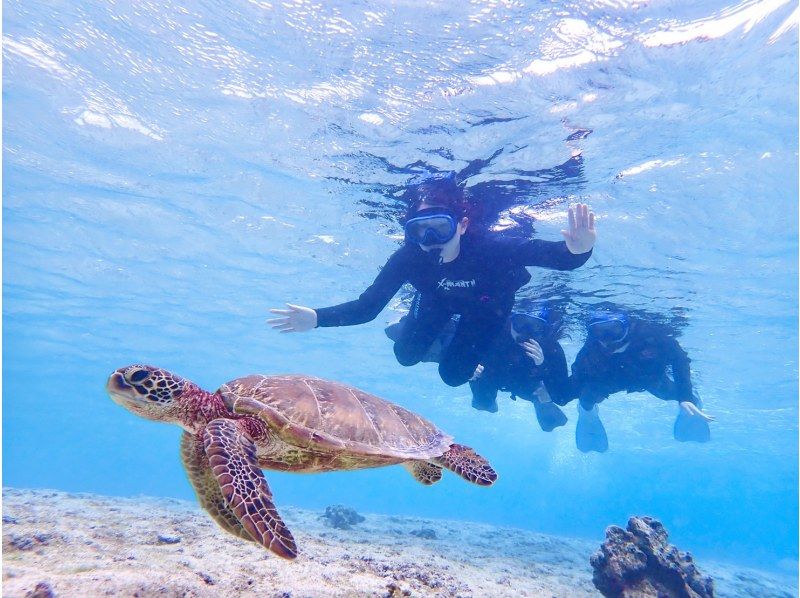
(106, 365), (497, 559)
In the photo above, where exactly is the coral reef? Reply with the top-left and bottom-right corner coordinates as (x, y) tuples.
(591, 516), (715, 598)
(321, 504), (365, 530)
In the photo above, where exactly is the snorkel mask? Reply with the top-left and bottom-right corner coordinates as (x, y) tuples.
(404, 207), (458, 247)
(510, 309), (550, 341)
(587, 312), (630, 348)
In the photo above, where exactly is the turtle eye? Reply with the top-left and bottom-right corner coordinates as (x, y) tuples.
(127, 369), (150, 384)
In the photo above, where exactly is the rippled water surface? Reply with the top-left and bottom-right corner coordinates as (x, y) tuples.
(4, 0), (798, 573)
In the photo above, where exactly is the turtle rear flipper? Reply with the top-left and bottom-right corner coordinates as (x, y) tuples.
(181, 432), (256, 543)
(203, 418), (298, 559)
(433, 444), (497, 486)
(403, 461), (443, 485)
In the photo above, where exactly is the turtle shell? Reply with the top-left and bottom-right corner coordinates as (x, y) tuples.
(217, 375), (453, 460)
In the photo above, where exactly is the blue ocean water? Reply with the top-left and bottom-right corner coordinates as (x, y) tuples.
(3, 0), (797, 578)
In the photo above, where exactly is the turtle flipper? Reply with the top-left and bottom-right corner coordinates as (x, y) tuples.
(180, 431), (255, 543)
(433, 444), (497, 486)
(203, 417), (298, 559)
(403, 461), (443, 485)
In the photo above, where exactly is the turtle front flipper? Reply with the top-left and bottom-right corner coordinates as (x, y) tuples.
(180, 431), (256, 543)
(403, 461), (443, 485)
(203, 417), (298, 559)
(433, 443), (498, 487)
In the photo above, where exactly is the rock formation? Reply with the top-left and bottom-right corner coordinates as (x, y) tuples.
(590, 516), (715, 598)
(321, 505), (365, 530)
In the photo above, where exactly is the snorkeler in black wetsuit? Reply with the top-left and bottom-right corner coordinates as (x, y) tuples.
(569, 312), (715, 453)
(268, 173), (597, 388)
(384, 306), (571, 430)
(463, 307), (578, 432)
(468, 309), (571, 430)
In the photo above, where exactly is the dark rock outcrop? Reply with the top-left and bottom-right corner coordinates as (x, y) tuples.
(156, 534), (181, 545)
(590, 516), (715, 598)
(410, 528), (437, 540)
(321, 505), (365, 530)
(25, 582), (55, 598)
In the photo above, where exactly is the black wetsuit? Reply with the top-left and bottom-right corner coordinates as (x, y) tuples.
(569, 320), (699, 409)
(315, 233), (591, 386)
(469, 328), (572, 412)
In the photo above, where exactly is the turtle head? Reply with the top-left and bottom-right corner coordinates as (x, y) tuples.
(107, 365), (196, 425)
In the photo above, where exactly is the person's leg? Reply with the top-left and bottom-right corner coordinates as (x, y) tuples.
(579, 389), (606, 411)
(469, 377), (499, 413)
(392, 294), (453, 367)
(437, 307), (507, 387)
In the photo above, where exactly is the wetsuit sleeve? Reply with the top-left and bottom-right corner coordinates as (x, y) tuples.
(314, 249), (409, 327)
(540, 341), (572, 406)
(512, 239), (592, 270)
(665, 337), (694, 402)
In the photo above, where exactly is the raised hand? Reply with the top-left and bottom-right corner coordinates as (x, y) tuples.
(267, 303), (317, 333)
(561, 203), (596, 255)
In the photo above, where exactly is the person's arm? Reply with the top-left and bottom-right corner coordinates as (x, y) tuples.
(314, 249), (409, 327)
(269, 248), (409, 332)
(539, 341), (572, 406)
(667, 342), (714, 420)
(512, 203), (595, 270)
(644, 334), (713, 419)
(665, 337), (695, 403)
(516, 238), (592, 270)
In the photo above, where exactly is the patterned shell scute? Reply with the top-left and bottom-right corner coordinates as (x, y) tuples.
(218, 375), (453, 459)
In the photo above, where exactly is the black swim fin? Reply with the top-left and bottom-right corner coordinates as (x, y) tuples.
(533, 401), (568, 432)
(471, 394), (498, 413)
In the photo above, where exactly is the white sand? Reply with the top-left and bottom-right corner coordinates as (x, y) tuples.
(2, 488), (796, 597)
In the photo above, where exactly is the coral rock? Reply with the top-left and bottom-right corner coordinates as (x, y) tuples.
(590, 516), (715, 598)
(156, 534), (181, 545)
(321, 505), (365, 530)
(25, 582), (55, 598)
(410, 528), (437, 540)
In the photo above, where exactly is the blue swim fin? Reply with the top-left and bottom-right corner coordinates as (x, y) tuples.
(576, 404), (608, 453)
(533, 401), (568, 432)
(673, 409), (711, 443)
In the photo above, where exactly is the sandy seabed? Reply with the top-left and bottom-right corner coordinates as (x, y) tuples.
(2, 488), (796, 598)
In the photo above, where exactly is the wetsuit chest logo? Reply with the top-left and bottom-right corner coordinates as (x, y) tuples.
(436, 278), (476, 291)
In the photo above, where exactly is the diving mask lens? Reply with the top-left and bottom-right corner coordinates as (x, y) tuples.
(588, 318), (628, 344)
(405, 213), (457, 246)
(511, 313), (548, 339)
